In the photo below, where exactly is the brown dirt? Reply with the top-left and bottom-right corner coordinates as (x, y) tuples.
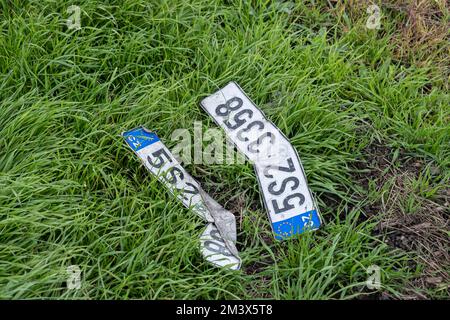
(353, 141), (450, 299)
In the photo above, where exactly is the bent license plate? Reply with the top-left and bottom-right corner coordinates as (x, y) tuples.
(200, 82), (321, 240)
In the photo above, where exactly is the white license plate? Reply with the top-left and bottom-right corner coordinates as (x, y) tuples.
(200, 82), (321, 239)
(123, 127), (240, 270)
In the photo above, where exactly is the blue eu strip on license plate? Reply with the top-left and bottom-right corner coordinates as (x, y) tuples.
(200, 82), (322, 240)
(123, 127), (160, 151)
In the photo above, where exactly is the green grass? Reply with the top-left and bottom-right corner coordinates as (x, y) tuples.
(0, 0), (448, 299)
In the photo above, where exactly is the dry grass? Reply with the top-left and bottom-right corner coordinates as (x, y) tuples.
(328, 0), (449, 87)
(380, 174), (449, 299)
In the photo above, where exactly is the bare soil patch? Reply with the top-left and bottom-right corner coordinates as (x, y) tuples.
(354, 142), (449, 299)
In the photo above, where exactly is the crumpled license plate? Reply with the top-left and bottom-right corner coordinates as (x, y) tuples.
(123, 127), (241, 270)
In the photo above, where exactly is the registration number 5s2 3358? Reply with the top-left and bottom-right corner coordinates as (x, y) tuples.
(200, 82), (322, 240)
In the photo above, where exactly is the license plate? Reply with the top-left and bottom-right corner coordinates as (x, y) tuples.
(200, 223), (241, 270)
(200, 82), (321, 240)
(122, 127), (240, 270)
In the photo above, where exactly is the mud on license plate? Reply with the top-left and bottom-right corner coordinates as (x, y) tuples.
(200, 82), (322, 240)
